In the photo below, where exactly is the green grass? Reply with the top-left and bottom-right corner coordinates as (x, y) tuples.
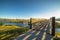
(54, 21), (60, 40)
(53, 32), (60, 40)
(55, 22), (60, 28)
(0, 25), (29, 40)
(55, 32), (60, 38)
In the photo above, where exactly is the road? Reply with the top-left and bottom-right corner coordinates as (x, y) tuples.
(14, 21), (53, 40)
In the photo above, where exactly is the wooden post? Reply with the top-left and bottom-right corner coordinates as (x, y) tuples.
(30, 18), (32, 29)
(50, 17), (55, 36)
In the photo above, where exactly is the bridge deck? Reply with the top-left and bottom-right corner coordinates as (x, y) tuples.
(14, 22), (53, 40)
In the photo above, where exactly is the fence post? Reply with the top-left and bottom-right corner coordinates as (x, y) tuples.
(50, 17), (55, 36)
(30, 18), (32, 29)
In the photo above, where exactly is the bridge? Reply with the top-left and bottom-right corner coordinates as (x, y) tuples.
(14, 17), (55, 40)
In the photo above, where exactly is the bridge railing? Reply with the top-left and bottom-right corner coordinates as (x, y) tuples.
(29, 17), (55, 36)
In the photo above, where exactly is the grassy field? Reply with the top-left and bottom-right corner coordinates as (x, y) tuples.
(55, 21), (60, 28)
(54, 21), (60, 40)
(55, 21), (60, 38)
(53, 32), (60, 40)
(0, 25), (29, 40)
(55, 32), (60, 38)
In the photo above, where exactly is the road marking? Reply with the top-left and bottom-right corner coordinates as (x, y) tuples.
(36, 31), (40, 36)
(41, 32), (46, 40)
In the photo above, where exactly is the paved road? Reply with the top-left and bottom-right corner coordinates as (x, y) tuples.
(14, 21), (53, 40)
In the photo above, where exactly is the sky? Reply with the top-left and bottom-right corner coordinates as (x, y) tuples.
(0, 0), (60, 19)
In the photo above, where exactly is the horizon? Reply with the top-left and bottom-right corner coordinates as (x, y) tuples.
(0, 0), (60, 19)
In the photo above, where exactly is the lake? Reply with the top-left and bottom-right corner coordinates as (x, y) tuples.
(55, 21), (60, 33)
(55, 28), (60, 33)
(56, 21), (60, 23)
(3, 22), (30, 28)
(3, 22), (23, 27)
